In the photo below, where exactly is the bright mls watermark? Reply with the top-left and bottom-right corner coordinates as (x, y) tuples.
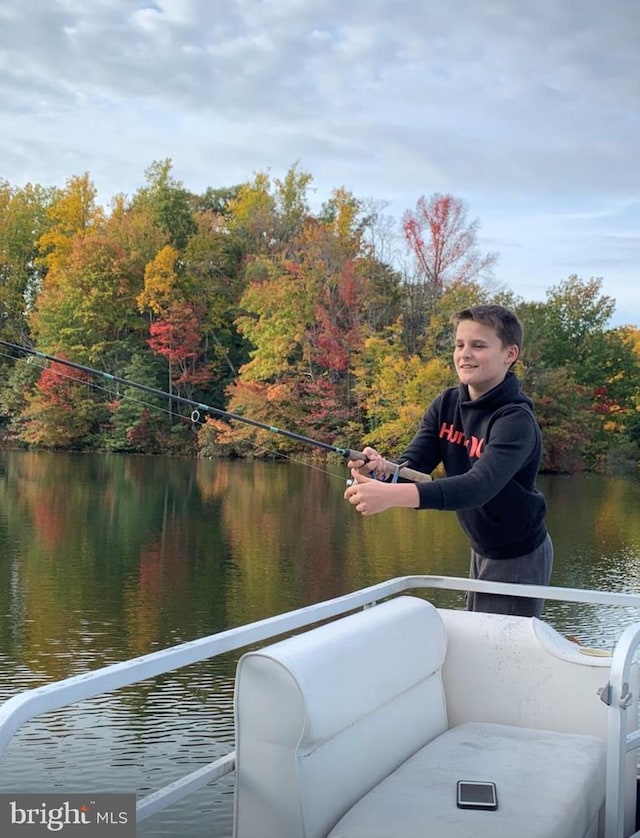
(0, 794), (136, 836)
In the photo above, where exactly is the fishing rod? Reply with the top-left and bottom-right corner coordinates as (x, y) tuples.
(0, 340), (432, 484)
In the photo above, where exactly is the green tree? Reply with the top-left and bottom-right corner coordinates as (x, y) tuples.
(196, 185), (242, 216)
(106, 352), (167, 453)
(0, 180), (56, 340)
(235, 260), (311, 381)
(530, 367), (600, 473)
(181, 209), (247, 389)
(518, 277), (640, 459)
(0, 356), (41, 436)
(105, 195), (169, 283)
(132, 159), (197, 250)
(35, 233), (147, 365)
(534, 275), (615, 370)
(226, 164), (313, 259)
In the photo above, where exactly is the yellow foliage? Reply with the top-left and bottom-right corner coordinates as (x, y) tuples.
(236, 271), (311, 381)
(37, 173), (104, 273)
(226, 172), (275, 245)
(360, 355), (454, 452)
(329, 187), (362, 252)
(137, 244), (179, 315)
(621, 326), (640, 359)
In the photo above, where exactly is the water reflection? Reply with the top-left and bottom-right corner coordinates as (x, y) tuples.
(540, 473), (640, 645)
(1, 451), (640, 835)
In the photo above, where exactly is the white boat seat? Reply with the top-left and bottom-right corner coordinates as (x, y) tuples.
(233, 595), (606, 838)
(327, 721), (605, 838)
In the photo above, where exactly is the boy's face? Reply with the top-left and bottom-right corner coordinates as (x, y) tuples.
(454, 320), (519, 399)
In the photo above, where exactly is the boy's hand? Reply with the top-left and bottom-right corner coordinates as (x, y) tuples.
(347, 446), (387, 480)
(344, 469), (395, 516)
(344, 467), (422, 515)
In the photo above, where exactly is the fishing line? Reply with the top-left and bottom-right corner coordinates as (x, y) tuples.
(0, 349), (186, 425)
(0, 348), (348, 481)
(0, 340), (432, 483)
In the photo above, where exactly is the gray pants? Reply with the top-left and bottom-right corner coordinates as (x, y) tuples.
(466, 534), (554, 618)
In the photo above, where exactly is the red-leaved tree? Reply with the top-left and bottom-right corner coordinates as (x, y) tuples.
(19, 361), (104, 448)
(402, 193), (497, 290)
(147, 302), (212, 397)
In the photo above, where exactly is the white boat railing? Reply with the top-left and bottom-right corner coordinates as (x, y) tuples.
(2, 575), (640, 831)
(603, 622), (640, 838)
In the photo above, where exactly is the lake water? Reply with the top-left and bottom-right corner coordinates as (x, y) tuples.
(1, 450), (640, 835)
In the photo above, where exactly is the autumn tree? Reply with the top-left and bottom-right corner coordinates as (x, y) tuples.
(34, 233), (148, 367)
(401, 194), (498, 354)
(234, 260), (310, 383)
(225, 171), (276, 257)
(30, 173), (106, 354)
(218, 189), (375, 455)
(20, 189), (171, 449)
(18, 361), (108, 449)
(104, 194), (169, 284)
(0, 182), (58, 431)
(137, 245), (181, 318)
(350, 279), (496, 453)
(622, 328), (640, 450)
(5, 163), (640, 472)
(24, 174), (184, 450)
(147, 302), (213, 398)
(137, 245), (217, 415)
(36, 173), (104, 275)
(402, 193), (497, 288)
(274, 163), (314, 245)
(225, 163), (312, 261)
(355, 338), (453, 452)
(180, 209), (247, 392)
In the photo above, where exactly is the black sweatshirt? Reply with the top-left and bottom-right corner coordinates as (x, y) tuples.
(399, 372), (548, 560)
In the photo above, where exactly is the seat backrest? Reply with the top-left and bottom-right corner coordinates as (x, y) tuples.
(233, 595), (448, 838)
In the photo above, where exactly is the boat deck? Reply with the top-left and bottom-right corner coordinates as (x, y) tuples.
(1, 575), (640, 837)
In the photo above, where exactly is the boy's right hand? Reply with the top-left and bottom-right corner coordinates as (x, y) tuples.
(347, 446), (388, 481)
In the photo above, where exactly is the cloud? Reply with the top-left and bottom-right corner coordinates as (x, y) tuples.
(1, 0), (638, 322)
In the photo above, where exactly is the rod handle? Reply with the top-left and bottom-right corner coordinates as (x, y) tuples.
(345, 450), (432, 484)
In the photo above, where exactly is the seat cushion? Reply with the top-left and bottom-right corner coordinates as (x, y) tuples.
(327, 722), (605, 838)
(233, 596), (449, 838)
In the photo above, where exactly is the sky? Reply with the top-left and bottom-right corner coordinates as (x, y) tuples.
(1, 0), (639, 326)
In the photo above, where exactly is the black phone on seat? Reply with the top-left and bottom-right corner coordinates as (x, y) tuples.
(456, 780), (498, 810)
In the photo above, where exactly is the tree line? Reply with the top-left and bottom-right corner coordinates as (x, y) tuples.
(1, 160), (639, 473)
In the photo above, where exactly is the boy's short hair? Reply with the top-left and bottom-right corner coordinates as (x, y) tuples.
(451, 305), (523, 354)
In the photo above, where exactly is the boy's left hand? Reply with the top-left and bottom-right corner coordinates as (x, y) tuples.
(344, 469), (395, 516)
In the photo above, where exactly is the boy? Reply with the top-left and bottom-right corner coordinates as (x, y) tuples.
(344, 304), (553, 617)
